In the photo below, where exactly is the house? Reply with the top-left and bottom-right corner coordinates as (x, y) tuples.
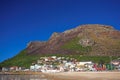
(30, 64), (42, 71)
(37, 60), (43, 64)
(84, 63), (96, 71)
(111, 59), (120, 66)
(30, 65), (35, 71)
(47, 57), (55, 61)
(57, 57), (62, 60)
(76, 61), (93, 71)
(2, 67), (9, 72)
(34, 64), (42, 70)
(111, 59), (120, 70)
(10, 66), (19, 71)
(78, 61), (92, 66)
(51, 56), (57, 59)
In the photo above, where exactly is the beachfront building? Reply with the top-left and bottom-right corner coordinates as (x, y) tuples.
(111, 59), (120, 65)
(2, 66), (26, 72)
(111, 59), (120, 70)
(76, 61), (93, 71)
(2, 67), (9, 72)
(10, 66), (19, 71)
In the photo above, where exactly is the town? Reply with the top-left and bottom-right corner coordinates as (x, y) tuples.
(1, 56), (120, 73)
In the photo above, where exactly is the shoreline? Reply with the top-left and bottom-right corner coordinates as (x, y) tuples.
(0, 71), (42, 75)
(45, 72), (120, 80)
(1, 71), (120, 80)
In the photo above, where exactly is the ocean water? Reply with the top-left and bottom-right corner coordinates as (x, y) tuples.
(0, 74), (48, 80)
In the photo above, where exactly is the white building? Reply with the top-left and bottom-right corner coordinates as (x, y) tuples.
(30, 64), (42, 71)
(78, 61), (92, 66)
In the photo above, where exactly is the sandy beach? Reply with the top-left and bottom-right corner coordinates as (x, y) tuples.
(45, 72), (120, 80)
(1, 71), (120, 80)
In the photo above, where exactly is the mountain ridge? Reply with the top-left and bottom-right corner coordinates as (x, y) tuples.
(26, 24), (120, 56)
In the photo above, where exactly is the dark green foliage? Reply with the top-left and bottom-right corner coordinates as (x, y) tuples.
(0, 50), (40, 68)
(0, 50), (119, 68)
(62, 55), (119, 64)
(61, 37), (92, 53)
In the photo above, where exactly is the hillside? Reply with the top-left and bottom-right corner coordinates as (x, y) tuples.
(26, 24), (120, 56)
(0, 24), (120, 67)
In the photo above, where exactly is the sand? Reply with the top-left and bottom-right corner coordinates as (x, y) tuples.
(45, 72), (120, 80)
(1, 71), (120, 80)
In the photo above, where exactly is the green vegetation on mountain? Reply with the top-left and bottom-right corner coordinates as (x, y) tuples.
(61, 37), (92, 53)
(0, 50), (119, 68)
(0, 50), (40, 68)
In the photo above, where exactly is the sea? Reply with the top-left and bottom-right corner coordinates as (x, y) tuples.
(0, 74), (49, 80)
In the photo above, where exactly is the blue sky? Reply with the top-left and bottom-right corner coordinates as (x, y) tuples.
(0, 0), (120, 62)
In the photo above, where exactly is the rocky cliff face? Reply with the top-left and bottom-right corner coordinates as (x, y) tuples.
(26, 24), (120, 56)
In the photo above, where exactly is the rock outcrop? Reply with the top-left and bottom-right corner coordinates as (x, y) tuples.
(26, 24), (120, 56)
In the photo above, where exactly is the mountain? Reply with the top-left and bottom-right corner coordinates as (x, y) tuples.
(26, 24), (120, 56)
(0, 24), (120, 68)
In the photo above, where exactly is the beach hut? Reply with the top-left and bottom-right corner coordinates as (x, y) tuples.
(106, 64), (114, 70)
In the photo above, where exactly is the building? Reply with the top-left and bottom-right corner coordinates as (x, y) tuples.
(111, 59), (120, 70)
(10, 66), (19, 71)
(111, 59), (120, 66)
(2, 67), (9, 72)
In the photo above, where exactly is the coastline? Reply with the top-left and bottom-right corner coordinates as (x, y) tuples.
(0, 71), (42, 75)
(44, 71), (120, 80)
(1, 71), (120, 80)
